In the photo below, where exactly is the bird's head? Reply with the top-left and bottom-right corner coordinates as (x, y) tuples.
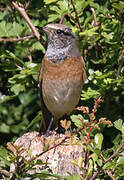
(42, 23), (77, 50)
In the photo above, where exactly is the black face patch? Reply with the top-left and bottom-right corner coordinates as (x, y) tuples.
(56, 29), (75, 38)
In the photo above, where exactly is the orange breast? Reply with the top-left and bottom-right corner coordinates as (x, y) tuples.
(40, 56), (86, 120)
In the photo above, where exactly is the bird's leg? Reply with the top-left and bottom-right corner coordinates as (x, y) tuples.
(46, 116), (54, 134)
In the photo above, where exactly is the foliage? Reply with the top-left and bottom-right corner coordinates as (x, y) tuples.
(0, 0), (124, 179)
(0, 98), (124, 179)
(70, 97), (124, 179)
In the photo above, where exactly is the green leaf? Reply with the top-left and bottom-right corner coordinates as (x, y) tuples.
(112, 2), (124, 10)
(0, 123), (10, 133)
(117, 156), (124, 165)
(0, 146), (10, 167)
(101, 32), (113, 40)
(81, 87), (100, 100)
(25, 62), (37, 69)
(114, 119), (123, 132)
(28, 111), (42, 129)
(48, 14), (60, 22)
(80, 27), (98, 37)
(94, 133), (103, 150)
(66, 174), (82, 180)
(0, 95), (17, 103)
(103, 161), (115, 170)
(31, 41), (45, 53)
(44, 0), (58, 4)
(6, 50), (24, 66)
(97, 159), (103, 167)
(71, 114), (83, 127)
(11, 84), (25, 95)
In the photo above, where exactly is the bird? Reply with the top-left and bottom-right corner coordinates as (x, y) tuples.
(38, 23), (87, 133)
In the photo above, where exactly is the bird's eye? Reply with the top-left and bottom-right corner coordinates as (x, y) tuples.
(56, 29), (63, 35)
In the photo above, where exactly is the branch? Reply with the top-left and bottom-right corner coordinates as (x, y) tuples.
(91, 8), (98, 26)
(69, 0), (83, 31)
(105, 170), (116, 180)
(19, 136), (69, 168)
(25, 0), (32, 9)
(59, 14), (65, 24)
(0, 34), (34, 42)
(90, 170), (101, 180)
(0, 167), (10, 177)
(104, 141), (124, 163)
(11, 1), (40, 41)
(90, 141), (124, 180)
(83, 150), (88, 178)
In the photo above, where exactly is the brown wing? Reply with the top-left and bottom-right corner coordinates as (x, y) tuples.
(39, 60), (53, 133)
(81, 56), (87, 83)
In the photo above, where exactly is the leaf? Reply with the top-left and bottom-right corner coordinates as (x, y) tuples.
(0, 146), (10, 167)
(77, 106), (89, 114)
(11, 84), (25, 95)
(98, 118), (112, 127)
(57, 0), (68, 13)
(0, 95), (17, 103)
(114, 119), (123, 132)
(28, 111), (42, 129)
(6, 50), (24, 66)
(31, 41), (45, 53)
(48, 14), (60, 22)
(66, 174), (82, 180)
(80, 27), (98, 37)
(0, 123), (10, 133)
(71, 114), (83, 127)
(112, 2), (124, 10)
(97, 159), (103, 167)
(117, 156), (124, 165)
(60, 119), (71, 131)
(81, 87), (100, 100)
(101, 32), (114, 40)
(95, 133), (103, 150)
(25, 62), (37, 69)
(87, 158), (93, 177)
(44, 0), (58, 4)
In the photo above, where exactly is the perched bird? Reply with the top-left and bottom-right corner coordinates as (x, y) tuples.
(39, 23), (86, 133)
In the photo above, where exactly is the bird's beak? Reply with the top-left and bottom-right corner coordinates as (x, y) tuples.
(36, 25), (54, 38)
(42, 26), (52, 35)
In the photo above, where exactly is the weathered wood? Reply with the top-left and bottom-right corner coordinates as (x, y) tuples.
(10, 131), (83, 179)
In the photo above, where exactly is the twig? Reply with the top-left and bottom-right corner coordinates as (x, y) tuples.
(67, 13), (81, 30)
(91, 96), (103, 118)
(19, 136), (69, 168)
(11, 1), (40, 41)
(25, 0), (32, 9)
(105, 170), (116, 180)
(28, 55), (33, 62)
(83, 150), (88, 178)
(0, 167), (10, 177)
(69, 0), (82, 31)
(91, 8), (98, 26)
(0, 34), (34, 42)
(90, 141), (124, 180)
(90, 170), (101, 180)
(59, 15), (65, 24)
(104, 141), (124, 163)
(87, 127), (92, 142)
